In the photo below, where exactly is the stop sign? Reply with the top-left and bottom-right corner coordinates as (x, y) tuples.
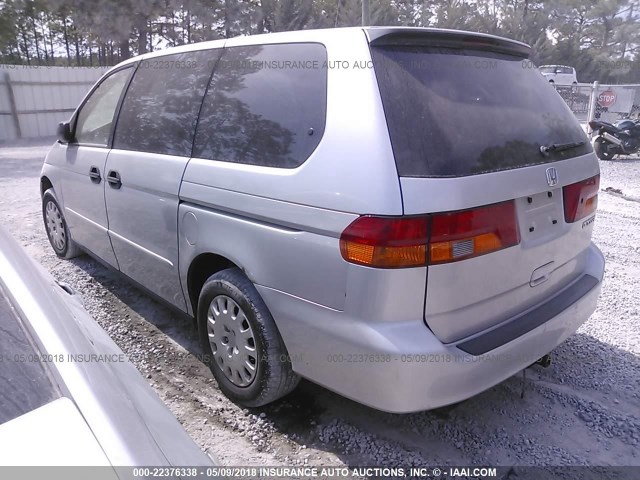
(597, 90), (617, 108)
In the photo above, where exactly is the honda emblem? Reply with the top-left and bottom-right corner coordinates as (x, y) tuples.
(546, 167), (558, 187)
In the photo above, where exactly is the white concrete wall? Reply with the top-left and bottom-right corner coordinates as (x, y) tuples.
(0, 65), (109, 142)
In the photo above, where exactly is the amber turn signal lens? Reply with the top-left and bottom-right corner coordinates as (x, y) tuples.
(563, 175), (599, 223)
(428, 202), (519, 264)
(339, 216), (428, 268)
(339, 201), (520, 268)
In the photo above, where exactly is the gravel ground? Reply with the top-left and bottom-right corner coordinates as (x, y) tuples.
(0, 139), (638, 478)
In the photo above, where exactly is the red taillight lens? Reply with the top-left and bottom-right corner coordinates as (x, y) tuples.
(339, 216), (428, 268)
(429, 201), (520, 264)
(339, 200), (520, 268)
(563, 175), (599, 223)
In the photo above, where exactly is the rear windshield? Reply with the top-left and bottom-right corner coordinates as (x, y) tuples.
(371, 47), (591, 177)
(0, 286), (59, 425)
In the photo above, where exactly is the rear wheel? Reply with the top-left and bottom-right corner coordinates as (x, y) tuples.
(42, 189), (82, 259)
(593, 136), (616, 160)
(197, 268), (299, 407)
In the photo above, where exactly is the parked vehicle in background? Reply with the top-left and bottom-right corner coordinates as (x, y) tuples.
(0, 225), (216, 469)
(590, 118), (640, 160)
(539, 65), (578, 86)
(41, 26), (604, 413)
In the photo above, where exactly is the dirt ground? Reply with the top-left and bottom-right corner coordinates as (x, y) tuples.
(0, 139), (638, 478)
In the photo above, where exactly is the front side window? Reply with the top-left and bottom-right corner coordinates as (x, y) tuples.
(113, 50), (218, 157)
(75, 67), (132, 146)
(193, 43), (327, 168)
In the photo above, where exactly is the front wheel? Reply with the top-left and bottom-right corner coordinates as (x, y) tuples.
(197, 268), (299, 407)
(593, 136), (616, 160)
(42, 189), (82, 258)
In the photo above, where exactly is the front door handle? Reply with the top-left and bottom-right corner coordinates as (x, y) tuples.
(89, 166), (101, 183)
(107, 170), (122, 189)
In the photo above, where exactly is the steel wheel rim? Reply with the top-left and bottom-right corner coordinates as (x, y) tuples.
(45, 201), (66, 251)
(207, 295), (257, 387)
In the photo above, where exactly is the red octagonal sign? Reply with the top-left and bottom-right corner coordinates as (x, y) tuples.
(597, 90), (617, 108)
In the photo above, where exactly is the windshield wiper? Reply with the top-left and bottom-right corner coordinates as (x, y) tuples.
(540, 141), (585, 156)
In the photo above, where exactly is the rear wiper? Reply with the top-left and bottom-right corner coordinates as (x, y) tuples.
(540, 141), (585, 156)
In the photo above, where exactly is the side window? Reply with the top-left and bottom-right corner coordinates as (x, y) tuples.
(113, 50), (218, 157)
(75, 67), (132, 146)
(193, 43), (327, 168)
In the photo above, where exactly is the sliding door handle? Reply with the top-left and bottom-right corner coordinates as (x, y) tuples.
(89, 166), (101, 183)
(107, 170), (122, 189)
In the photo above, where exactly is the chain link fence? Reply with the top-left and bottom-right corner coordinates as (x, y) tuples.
(553, 82), (640, 134)
(553, 85), (593, 123)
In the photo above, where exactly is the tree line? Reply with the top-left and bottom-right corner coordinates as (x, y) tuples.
(0, 0), (638, 83)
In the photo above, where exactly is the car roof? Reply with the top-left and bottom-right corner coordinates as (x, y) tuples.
(111, 26), (531, 71)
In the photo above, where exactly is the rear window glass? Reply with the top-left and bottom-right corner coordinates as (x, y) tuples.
(0, 286), (59, 425)
(193, 43), (327, 168)
(372, 47), (591, 177)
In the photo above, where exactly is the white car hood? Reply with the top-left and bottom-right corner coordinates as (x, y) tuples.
(0, 397), (115, 470)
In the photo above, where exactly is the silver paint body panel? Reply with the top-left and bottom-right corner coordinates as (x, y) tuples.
(105, 149), (189, 310)
(46, 143), (119, 267)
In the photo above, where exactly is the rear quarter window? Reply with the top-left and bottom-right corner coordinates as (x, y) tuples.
(371, 46), (591, 177)
(193, 43), (327, 168)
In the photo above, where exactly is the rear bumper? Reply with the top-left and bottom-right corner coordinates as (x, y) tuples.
(257, 242), (604, 413)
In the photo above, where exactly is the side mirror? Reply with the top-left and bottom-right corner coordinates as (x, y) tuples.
(57, 122), (73, 144)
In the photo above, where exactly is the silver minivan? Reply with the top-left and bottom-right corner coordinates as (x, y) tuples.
(41, 27), (605, 413)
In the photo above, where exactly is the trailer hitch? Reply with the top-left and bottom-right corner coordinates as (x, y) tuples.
(521, 354), (552, 399)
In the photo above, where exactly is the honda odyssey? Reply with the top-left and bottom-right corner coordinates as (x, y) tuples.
(40, 27), (605, 413)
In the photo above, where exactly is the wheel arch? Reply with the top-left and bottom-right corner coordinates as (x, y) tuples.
(40, 176), (54, 197)
(186, 252), (241, 317)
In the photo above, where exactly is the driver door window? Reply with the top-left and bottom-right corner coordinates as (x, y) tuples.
(75, 67), (132, 146)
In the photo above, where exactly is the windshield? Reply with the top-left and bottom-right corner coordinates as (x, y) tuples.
(539, 66), (555, 74)
(0, 285), (60, 425)
(371, 47), (591, 177)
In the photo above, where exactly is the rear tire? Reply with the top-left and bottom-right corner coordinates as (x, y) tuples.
(593, 137), (616, 160)
(197, 268), (299, 407)
(42, 188), (82, 259)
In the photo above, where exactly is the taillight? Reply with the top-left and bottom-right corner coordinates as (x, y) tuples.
(339, 200), (520, 268)
(429, 201), (520, 264)
(339, 216), (428, 268)
(588, 121), (599, 130)
(563, 175), (599, 223)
